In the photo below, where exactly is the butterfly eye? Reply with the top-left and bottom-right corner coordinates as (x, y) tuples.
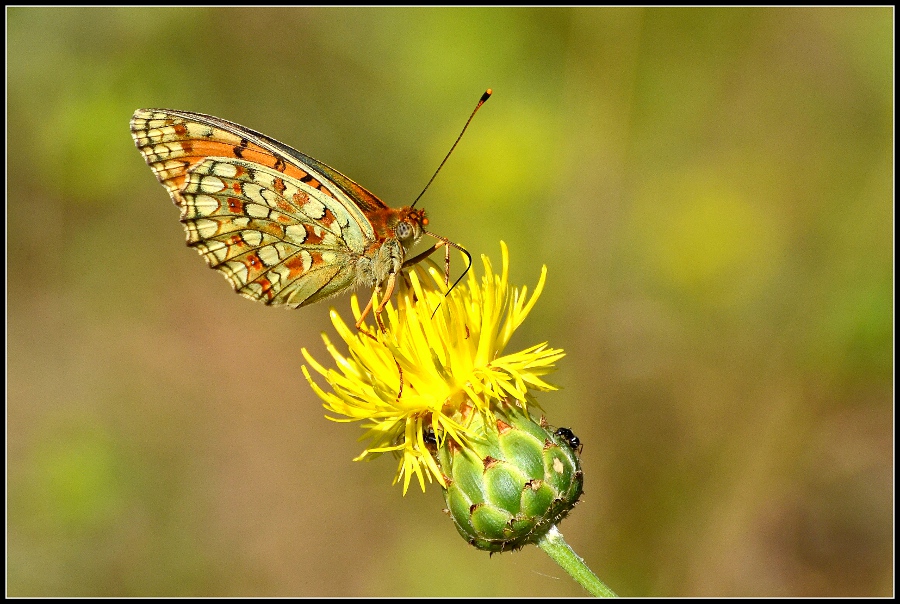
(395, 221), (414, 240)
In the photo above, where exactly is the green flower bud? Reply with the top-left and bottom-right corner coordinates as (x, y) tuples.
(435, 403), (584, 552)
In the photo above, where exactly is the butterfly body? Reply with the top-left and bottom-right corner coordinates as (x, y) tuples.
(131, 109), (428, 309)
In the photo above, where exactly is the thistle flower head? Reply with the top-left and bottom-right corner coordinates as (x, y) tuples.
(301, 242), (564, 494)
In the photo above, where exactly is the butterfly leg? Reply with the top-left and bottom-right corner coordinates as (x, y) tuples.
(442, 243), (450, 286)
(409, 230), (473, 292)
(355, 285), (382, 337)
(402, 240), (447, 270)
(354, 278), (394, 334)
(394, 357), (404, 402)
(372, 271), (398, 333)
(402, 240), (453, 286)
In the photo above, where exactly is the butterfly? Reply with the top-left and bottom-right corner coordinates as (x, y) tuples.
(130, 94), (488, 328)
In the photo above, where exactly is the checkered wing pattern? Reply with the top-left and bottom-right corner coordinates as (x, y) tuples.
(131, 109), (382, 307)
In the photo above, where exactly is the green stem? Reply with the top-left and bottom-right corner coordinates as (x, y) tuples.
(536, 525), (618, 597)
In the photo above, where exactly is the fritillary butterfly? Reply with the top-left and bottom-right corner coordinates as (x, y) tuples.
(130, 93), (488, 327)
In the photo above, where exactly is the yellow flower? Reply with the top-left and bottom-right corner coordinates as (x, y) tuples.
(301, 242), (564, 494)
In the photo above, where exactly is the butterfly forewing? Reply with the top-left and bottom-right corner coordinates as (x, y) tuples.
(131, 109), (382, 308)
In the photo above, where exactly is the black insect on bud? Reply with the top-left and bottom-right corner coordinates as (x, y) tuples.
(554, 427), (583, 454)
(423, 426), (438, 451)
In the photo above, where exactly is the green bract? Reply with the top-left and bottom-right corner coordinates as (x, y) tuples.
(436, 403), (584, 552)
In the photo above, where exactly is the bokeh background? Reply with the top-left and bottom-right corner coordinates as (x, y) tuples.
(7, 7), (893, 597)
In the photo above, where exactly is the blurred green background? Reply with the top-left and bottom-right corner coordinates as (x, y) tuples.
(7, 7), (893, 597)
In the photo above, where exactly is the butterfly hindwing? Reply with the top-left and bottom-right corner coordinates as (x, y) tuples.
(131, 109), (379, 307)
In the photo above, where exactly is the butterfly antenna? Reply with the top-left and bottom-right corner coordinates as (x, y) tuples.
(410, 89), (492, 209)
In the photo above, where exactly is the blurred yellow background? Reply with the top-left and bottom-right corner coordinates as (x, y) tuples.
(7, 7), (893, 597)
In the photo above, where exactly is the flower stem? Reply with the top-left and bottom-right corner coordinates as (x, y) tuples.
(536, 525), (618, 597)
